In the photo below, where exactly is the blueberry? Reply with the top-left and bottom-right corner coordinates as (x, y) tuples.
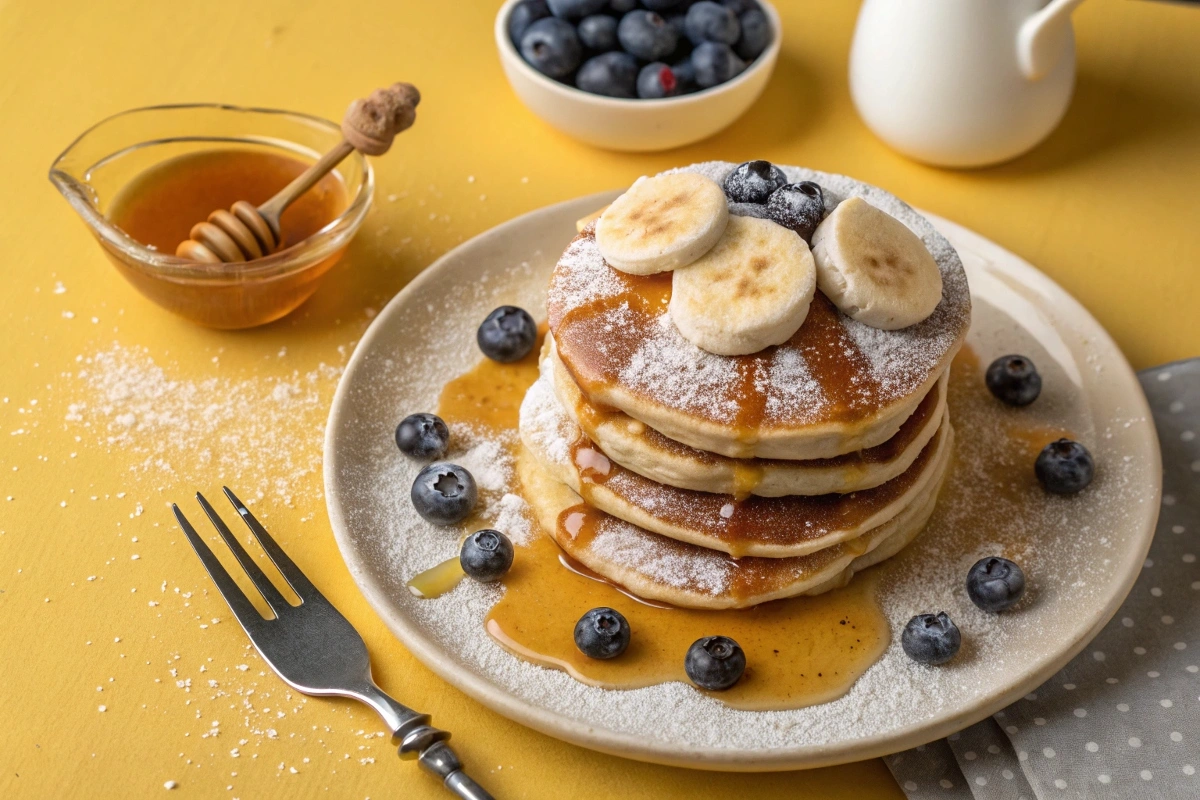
(723, 160), (787, 204)
(577, 51), (639, 97)
(395, 413), (450, 460)
(684, 635), (745, 690)
(509, 0), (551, 44)
(618, 10), (678, 61)
(459, 529), (515, 582)
(985, 354), (1042, 407)
(547, 0), (608, 19)
(574, 607), (631, 659)
(637, 62), (681, 98)
(641, 0), (683, 9)
(690, 41), (745, 88)
(766, 181), (825, 243)
(520, 18), (583, 79)
(685, 1), (740, 45)
(1035, 438), (1095, 494)
(672, 58), (698, 92)
(608, 0), (638, 12)
(734, 9), (770, 60)
(411, 463), (478, 526)
(901, 613), (961, 665)
(477, 306), (538, 363)
(665, 12), (688, 39)
(577, 14), (619, 52)
(721, 0), (760, 13)
(966, 557), (1026, 613)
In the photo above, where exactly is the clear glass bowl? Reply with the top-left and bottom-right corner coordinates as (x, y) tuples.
(49, 104), (373, 329)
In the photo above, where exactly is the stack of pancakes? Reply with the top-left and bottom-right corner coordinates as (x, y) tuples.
(518, 163), (971, 610)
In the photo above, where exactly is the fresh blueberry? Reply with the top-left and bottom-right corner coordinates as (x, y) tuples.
(665, 12), (688, 39)
(672, 58), (698, 92)
(411, 463), (478, 526)
(574, 607), (631, 659)
(547, 0), (608, 19)
(723, 160), (787, 204)
(509, 0), (551, 44)
(1035, 438), (1095, 494)
(734, 9), (770, 60)
(520, 17), (583, 79)
(618, 10), (679, 61)
(477, 306), (538, 363)
(637, 62), (681, 98)
(684, 635), (746, 690)
(641, 0), (683, 10)
(577, 14), (619, 52)
(685, 1), (740, 45)
(985, 354), (1042, 407)
(395, 413), (450, 460)
(766, 181), (825, 243)
(690, 41), (745, 88)
(966, 557), (1026, 613)
(577, 51), (639, 97)
(721, 0), (760, 13)
(901, 613), (961, 665)
(608, 0), (638, 12)
(459, 529), (515, 583)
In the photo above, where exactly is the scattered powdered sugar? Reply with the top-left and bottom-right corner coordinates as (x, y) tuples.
(64, 343), (343, 505)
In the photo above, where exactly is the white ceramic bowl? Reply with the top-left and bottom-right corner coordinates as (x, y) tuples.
(495, 0), (781, 152)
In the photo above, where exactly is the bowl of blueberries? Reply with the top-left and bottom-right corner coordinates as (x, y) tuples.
(496, 0), (780, 151)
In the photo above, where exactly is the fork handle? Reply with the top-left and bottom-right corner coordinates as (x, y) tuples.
(415, 740), (495, 800)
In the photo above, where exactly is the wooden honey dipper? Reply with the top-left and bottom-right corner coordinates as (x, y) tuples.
(176, 83), (420, 263)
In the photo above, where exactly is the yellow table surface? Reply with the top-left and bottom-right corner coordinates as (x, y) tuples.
(3, 0), (1198, 797)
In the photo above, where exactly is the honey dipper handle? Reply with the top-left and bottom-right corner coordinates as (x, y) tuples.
(256, 82), (421, 241)
(256, 140), (355, 237)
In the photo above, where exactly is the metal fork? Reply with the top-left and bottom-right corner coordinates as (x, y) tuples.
(172, 487), (493, 800)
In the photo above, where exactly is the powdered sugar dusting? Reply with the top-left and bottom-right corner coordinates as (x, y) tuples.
(585, 516), (732, 596)
(619, 314), (744, 421)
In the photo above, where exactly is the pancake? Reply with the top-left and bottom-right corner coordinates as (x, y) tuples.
(516, 428), (952, 610)
(547, 162), (970, 460)
(548, 341), (949, 497)
(519, 370), (954, 558)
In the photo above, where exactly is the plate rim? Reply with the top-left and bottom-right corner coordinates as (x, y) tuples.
(323, 196), (1161, 771)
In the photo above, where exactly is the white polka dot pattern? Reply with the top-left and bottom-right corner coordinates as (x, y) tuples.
(889, 359), (1199, 799)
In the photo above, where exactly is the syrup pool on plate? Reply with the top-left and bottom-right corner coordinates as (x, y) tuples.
(425, 333), (892, 712)
(413, 335), (1075, 711)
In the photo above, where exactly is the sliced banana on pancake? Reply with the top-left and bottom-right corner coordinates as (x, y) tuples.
(670, 215), (817, 356)
(595, 173), (729, 275)
(810, 196), (943, 330)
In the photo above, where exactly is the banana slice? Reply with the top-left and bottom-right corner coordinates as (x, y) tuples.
(810, 197), (943, 330)
(670, 216), (817, 356)
(595, 173), (728, 275)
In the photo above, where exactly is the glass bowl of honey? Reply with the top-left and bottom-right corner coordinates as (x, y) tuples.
(49, 104), (373, 329)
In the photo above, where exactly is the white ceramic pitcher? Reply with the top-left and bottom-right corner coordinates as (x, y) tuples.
(849, 0), (1087, 168)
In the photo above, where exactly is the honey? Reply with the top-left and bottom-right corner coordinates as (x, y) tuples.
(102, 149), (349, 328)
(109, 150), (346, 254)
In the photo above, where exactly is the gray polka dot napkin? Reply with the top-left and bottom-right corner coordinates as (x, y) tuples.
(889, 358), (1199, 799)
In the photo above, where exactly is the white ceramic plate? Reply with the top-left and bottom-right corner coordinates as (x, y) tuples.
(323, 192), (1160, 771)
